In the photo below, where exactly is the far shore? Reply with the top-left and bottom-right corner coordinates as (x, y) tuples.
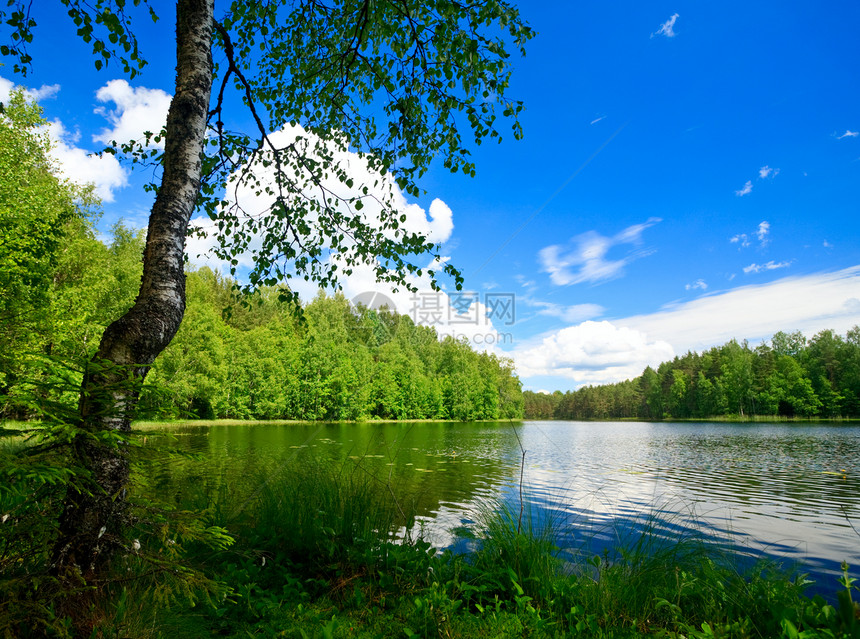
(3, 415), (859, 434)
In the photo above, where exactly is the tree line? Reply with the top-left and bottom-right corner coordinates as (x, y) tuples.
(524, 328), (860, 420)
(140, 269), (524, 421)
(0, 90), (522, 424)
(1, 214), (524, 423)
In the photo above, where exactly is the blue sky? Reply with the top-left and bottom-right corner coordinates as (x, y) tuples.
(2, 1), (859, 391)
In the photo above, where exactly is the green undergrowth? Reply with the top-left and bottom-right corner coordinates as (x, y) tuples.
(4, 457), (860, 638)
(119, 463), (860, 638)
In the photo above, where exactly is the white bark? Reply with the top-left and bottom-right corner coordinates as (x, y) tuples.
(53, 0), (215, 578)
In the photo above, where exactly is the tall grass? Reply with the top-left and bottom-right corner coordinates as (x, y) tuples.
(8, 448), (853, 638)
(466, 501), (565, 602)
(230, 459), (410, 571)
(448, 498), (822, 636)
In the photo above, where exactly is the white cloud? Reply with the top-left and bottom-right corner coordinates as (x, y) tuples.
(0, 76), (14, 103)
(513, 321), (675, 387)
(182, 123), (515, 351)
(514, 266), (860, 389)
(617, 266), (860, 355)
(836, 130), (858, 139)
(0, 76), (59, 104)
(187, 123), (455, 271)
(735, 166), (778, 196)
(652, 13), (679, 38)
(538, 218), (661, 286)
(590, 115), (606, 125)
(93, 79), (171, 148)
(30, 84), (60, 101)
(743, 260), (791, 274)
(45, 119), (128, 202)
(528, 300), (605, 323)
(731, 221), (770, 249)
(515, 274), (538, 293)
(1, 76), (129, 201)
(685, 279), (707, 291)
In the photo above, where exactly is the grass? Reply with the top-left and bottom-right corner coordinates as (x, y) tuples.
(3, 451), (860, 638)
(140, 462), (860, 638)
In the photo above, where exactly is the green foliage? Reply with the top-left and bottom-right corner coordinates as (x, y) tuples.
(245, 460), (407, 569)
(0, 89), (146, 421)
(0, 195), (522, 423)
(160, 469), (860, 638)
(195, 0), (535, 296)
(5, 0), (533, 300)
(6, 437), (850, 637)
(0, 92), (81, 414)
(0, 1), (156, 77)
(527, 331), (860, 421)
(0, 367), (236, 638)
(137, 274), (523, 421)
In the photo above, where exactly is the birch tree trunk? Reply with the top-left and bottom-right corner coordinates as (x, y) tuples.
(52, 0), (214, 578)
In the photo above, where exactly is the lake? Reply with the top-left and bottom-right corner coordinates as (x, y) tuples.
(141, 420), (860, 595)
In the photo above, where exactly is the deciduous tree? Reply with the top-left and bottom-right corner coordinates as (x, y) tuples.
(2, 0), (533, 576)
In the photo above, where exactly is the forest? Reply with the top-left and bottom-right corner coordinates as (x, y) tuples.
(0, 221), (524, 423)
(5, 86), (858, 428)
(524, 327), (860, 420)
(0, 92), (523, 425)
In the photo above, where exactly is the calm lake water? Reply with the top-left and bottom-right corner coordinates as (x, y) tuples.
(142, 420), (860, 595)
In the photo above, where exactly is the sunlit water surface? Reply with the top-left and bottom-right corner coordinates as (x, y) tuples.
(142, 420), (860, 595)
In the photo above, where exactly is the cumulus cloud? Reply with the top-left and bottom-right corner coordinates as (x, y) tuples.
(0, 76), (11, 103)
(538, 218), (661, 286)
(735, 180), (753, 196)
(513, 321), (675, 386)
(183, 123), (515, 351)
(187, 123), (455, 269)
(514, 266), (860, 389)
(836, 130), (858, 139)
(756, 221), (770, 245)
(44, 119), (128, 202)
(743, 260), (791, 274)
(93, 79), (171, 148)
(652, 13), (679, 38)
(0, 77), (173, 201)
(0, 76), (59, 104)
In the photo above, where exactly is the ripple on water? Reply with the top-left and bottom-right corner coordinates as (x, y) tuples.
(144, 420), (860, 597)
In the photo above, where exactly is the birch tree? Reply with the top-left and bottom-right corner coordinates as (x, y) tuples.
(1, 0), (532, 577)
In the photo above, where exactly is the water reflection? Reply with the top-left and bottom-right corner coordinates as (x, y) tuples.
(137, 420), (860, 596)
